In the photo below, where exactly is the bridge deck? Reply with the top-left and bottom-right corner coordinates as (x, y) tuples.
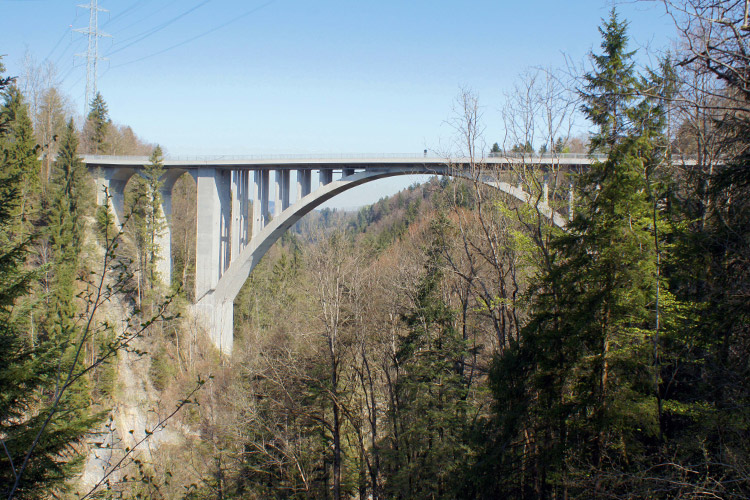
(82, 153), (614, 169)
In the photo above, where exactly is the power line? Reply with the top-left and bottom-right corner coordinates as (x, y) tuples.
(101, 0), (148, 28)
(51, 36), (87, 74)
(105, 0), (213, 57)
(111, 0), (276, 69)
(42, 10), (82, 70)
(108, 0), (182, 35)
(43, 27), (73, 64)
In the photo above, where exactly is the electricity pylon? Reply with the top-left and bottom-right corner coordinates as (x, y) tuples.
(74, 0), (110, 114)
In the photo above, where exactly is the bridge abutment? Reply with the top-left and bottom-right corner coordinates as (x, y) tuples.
(192, 295), (233, 354)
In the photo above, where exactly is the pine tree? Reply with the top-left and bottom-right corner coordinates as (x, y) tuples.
(550, 8), (666, 490)
(553, 137), (565, 154)
(382, 219), (472, 499)
(47, 120), (89, 328)
(125, 145), (167, 303)
(0, 60), (94, 500)
(143, 145), (166, 288)
(35, 86), (67, 189)
(484, 10), (670, 497)
(581, 10), (637, 153)
(0, 115), (61, 499)
(32, 119), (99, 495)
(85, 91), (110, 154)
(0, 85), (41, 236)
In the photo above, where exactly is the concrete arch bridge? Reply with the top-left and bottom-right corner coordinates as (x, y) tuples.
(84, 153), (594, 353)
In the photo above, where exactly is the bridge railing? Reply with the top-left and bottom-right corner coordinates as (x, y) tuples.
(83, 153), (434, 162)
(81, 152), (699, 163)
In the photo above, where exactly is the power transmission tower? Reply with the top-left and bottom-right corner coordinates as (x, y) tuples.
(74, 0), (110, 115)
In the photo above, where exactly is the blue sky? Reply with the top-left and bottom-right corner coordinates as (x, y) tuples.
(2, 0), (676, 207)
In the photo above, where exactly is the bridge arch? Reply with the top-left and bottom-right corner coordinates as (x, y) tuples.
(196, 166), (567, 353)
(85, 155), (577, 354)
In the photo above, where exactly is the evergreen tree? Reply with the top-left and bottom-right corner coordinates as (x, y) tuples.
(382, 219), (472, 499)
(483, 10), (670, 497)
(553, 137), (565, 154)
(32, 119), (99, 495)
(47, 120), (90, 329)
(658, 3), (750, 492)
(511, 141), (534, 154)
(126, 145), (167, 302)
(35, 86), (68, 188)
(143, 145), (166, 288)
(0, 84), (41, 236)
(0, 116), (61, 500)
(85, 91), (110, 154)
(0, 60), (93, 500)
(581, 10), (637, 153)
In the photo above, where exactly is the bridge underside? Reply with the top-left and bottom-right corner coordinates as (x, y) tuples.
(90, 160), (569, 353)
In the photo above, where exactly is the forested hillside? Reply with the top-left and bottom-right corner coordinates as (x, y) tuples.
(2, 2), (750, 498)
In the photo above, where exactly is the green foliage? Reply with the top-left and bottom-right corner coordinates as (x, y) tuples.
(124, 145), (168, 304)
(581, 9), (637, 152)
(150, 345), (177, 392)
(0, 68), (96, 500)
(46, 120), (90, 340)
(0, 84), (41, 236)
(479, 10), (675, 496)
(84, 92), (112, 154)
(381, 221), (474, 499)
(86, 91), (110, 154)
(511, 141), (534, 153)
(143, 145), (167, 288)
(235, 245), (301, 334)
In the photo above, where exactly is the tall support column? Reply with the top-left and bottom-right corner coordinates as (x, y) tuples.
(243, 170), (251, 248)
(109, 179), (129, 228)
(252, 170), (262, 237)
(194, 167), (231, 301)
(153, 169), (188, 290)
(343, 167), (355, 177)
(219, 170), (231, 277)
(259, 170), (270, 226)
(156, 186), (172, 287)
(297, 169), (311, 201)
(273, 169), (282, 217)
(280, 169), (290, 211)
(319, 168), (333, 186)
(237, 170), (247, 250)
(303, 169), (311, 196)
(231, 170), (241, 262)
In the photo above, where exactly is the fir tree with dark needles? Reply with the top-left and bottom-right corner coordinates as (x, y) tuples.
(85, 91), (110, 154)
